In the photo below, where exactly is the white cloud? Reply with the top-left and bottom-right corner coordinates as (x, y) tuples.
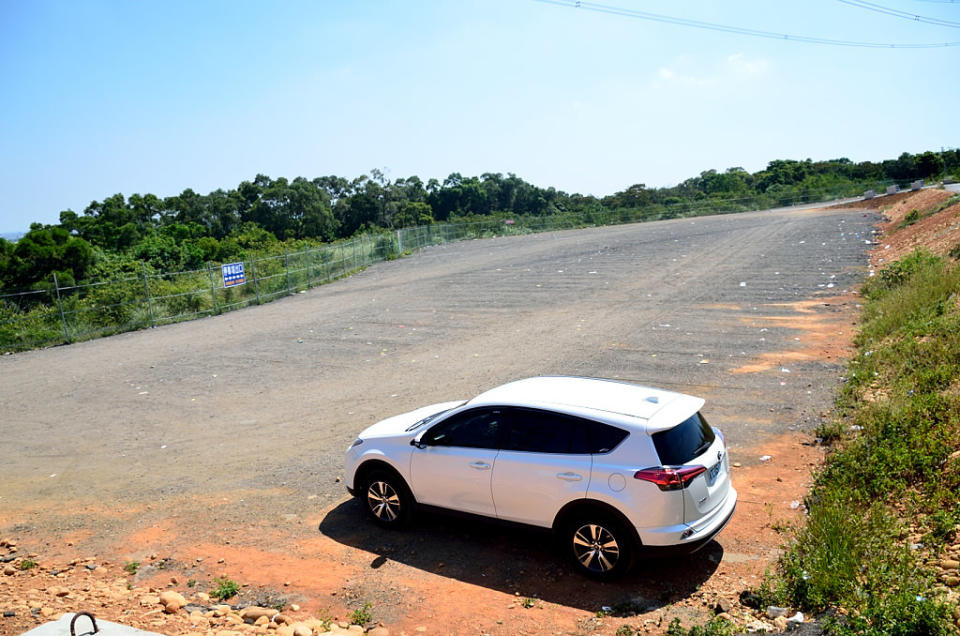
(652, 53), (771, 90)
(727, 53), (771, 75)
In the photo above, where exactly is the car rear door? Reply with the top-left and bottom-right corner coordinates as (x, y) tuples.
(490, 408), (592, 527)
(651, 412), (730, 523)
(681, 437), (730, 522)
(409, 407), (503, 517)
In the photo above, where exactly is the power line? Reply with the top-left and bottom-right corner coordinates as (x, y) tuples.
(837, 0), (960, 28)
(535, 0), (960, 48)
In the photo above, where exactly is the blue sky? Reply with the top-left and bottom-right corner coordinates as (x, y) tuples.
(1, 0), (958, 231)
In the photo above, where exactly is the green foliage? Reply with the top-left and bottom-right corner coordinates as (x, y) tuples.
(901, 208), (920, 227)
(316, 607), (336, 630)
(665, 617), (739, 636)
(123, 561), (140, 574)
(759, 253), (960, 634)
(349, 602), (373, 626)
(18, 558), (37, 570)
(210, 576), (239, 600)
(187, 579), (196, 588)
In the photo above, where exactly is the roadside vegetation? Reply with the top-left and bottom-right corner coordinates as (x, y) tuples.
(756, 249), (960, 634)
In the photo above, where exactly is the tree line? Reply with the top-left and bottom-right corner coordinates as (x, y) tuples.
(1, 149), (956, 293)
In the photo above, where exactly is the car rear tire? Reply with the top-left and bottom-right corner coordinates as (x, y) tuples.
(565, 513), (634, 580)
(362, 469), (413, 529)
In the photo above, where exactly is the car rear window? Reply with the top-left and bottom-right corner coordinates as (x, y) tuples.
(652, 412), (715, 465)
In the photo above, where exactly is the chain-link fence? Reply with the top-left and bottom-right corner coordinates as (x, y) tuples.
(0, 186), (873, 352)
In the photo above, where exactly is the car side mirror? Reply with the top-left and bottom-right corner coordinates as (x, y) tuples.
(410, 435), (427, 449)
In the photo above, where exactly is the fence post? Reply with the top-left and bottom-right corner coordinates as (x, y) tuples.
(250, 258), (262, 304)
(207, 263), (219, 314)
(396, 229), (402, 254)
(340, 243), (346, 276)
(284, 250), (291, 292)
(52, 272), (70, 343)
(141, 262), (155, 327)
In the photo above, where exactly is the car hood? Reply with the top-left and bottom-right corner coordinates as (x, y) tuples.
(358, 400), (464, 440)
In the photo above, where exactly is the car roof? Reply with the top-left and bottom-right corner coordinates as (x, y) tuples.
(467, 376), (704, 432)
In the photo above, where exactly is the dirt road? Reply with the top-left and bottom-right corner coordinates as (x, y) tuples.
(0, 205), (877, 634)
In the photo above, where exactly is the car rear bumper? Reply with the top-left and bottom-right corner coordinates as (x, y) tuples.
(635, 486), (737, 551)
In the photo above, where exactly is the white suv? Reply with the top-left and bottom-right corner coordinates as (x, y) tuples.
(343, 376), (737, 579)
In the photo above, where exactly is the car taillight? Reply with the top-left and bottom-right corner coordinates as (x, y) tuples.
(634, 466), (707, 491)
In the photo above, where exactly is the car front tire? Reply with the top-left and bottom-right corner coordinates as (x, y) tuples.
(362, 469), (413, 529)
(565, 513), (634, 580)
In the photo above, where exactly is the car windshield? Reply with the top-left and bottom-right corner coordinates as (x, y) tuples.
(651, 412), (715, 465)
(405, 402), (465, 432)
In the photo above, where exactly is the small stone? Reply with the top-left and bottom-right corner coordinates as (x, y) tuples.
(944, 576), (960, 587)
(291, 624), (311, 636)
(170, 576), (178, 585)
(40, 607), (55, 617)
(196, 592), (210, 602)
(54, 588), (69, 598)
(254, 616), (270, 626)
(3, 610), (15, 618)
(941, 559), (960, 571)
(2, 566), (14, 576)
(240, 607), (279, 621)
(289, 604), (300, 612)
(773, 616), (788, 631)
(273, 614), (292, 625)
(714, 598), (733, 614)
(368, 628), (390, 636)
(159, 590), (186, 612)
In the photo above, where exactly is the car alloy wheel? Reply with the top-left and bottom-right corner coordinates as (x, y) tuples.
(572, 523), (620, 573)
(367, 479), (401, 523)
(361, 468), (412, 528)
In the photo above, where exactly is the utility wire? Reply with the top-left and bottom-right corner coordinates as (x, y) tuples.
(536, 0), (960, 47)
(837, 0), (960, 28)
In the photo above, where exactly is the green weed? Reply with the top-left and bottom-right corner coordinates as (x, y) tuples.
(349, 602), (373, 626)
(665, 617), (739, 636)
(18, 558), (37, 570)
(123, 561), (139, 574)
(209, 576), (239, 601)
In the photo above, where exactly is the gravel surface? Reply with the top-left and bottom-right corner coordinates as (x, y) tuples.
(0, 205), (879, 634)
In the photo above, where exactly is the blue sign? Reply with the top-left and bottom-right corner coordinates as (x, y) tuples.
(222, 262), (246, 287)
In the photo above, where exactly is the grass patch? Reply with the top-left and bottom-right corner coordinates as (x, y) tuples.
(123, 560), (139, 574)
(757, 249), (960, 634)
(18, 558), (37, 570)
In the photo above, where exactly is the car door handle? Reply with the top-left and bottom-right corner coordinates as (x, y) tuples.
(557, 472), (582, 481)
(469, 461), (491, 470)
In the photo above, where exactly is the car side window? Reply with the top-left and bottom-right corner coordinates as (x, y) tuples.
(423, 408), (503, 449)
(503, 408), (587, 454)
(587, 421), (629, 454)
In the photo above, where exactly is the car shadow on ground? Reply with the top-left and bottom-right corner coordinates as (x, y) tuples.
(319, 499), (722, 613)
